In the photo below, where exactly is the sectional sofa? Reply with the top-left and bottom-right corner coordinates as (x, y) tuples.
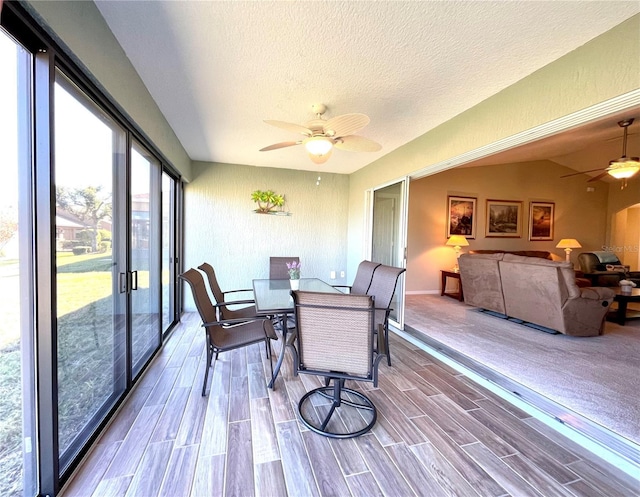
(458, 253), (615, 336)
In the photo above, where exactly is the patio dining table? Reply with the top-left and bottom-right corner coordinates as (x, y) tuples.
(252, 278), (341, 387)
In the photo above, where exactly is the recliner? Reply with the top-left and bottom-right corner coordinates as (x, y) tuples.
(577, 251), (640, 287)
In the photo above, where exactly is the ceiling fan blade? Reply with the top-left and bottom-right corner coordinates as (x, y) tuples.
(588, 171), (610, 182)
(334, 135), (382, 152)
(259, 141), (300, 152)
(323, 113), (370, 137)
(264, 120), (312, 136)
(559, 168), (606, 178)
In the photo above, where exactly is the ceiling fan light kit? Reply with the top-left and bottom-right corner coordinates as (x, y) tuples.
(559, 117), (639, 185)
(260, 103), (381, 164)
(606, 119), (639, 180)
(304, 136), (333, 156)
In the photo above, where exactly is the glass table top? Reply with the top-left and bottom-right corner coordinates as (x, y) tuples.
(252, 278), (341, 314)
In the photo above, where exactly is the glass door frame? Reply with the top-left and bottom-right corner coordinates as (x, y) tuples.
(365, 177), (409, 330)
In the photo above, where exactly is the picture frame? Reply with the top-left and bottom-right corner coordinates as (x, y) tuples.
(529, 201), (554, 241)
(485, 199), (522, 238)
(447, 195), (476, 239)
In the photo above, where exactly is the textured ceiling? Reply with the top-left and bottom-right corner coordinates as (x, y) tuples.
(94, 1), (639, 175)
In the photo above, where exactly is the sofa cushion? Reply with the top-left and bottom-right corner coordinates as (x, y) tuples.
(458, 253), (506, 314)
(502, 254), (580, 299)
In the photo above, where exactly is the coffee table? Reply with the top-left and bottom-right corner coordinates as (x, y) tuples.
(607, 288), (640, 325)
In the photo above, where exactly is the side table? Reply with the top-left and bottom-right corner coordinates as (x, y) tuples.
(441, 270), (464, 302)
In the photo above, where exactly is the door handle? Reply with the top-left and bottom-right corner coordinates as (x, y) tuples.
(119, 272), (127, 294)
(131, 270), (138, 291)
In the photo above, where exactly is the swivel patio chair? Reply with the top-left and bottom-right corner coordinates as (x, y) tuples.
(291, 290), (385, 438)
(333, 260), (381, 295)
(366, 264), (406, 366)
(181, 268), (277, 396)
(198, 262), (259, 321)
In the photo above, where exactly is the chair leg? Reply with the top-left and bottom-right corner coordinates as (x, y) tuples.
(267, 339), (275, 388)
(202, 344), (213, 396)
(385, 323), (391, 366)
(297, 377), (377, 438)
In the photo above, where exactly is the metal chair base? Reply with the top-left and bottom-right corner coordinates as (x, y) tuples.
(297, 379), (377, 438)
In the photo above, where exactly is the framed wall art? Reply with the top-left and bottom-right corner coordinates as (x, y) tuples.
(447, 195), (476, 239)
(529, 201), (554, 241)
(485, 199), (522, 238)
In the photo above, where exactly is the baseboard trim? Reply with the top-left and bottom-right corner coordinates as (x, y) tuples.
(396, 324), (640, 480)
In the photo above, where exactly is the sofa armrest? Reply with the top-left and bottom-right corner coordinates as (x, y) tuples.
(579, 287), (615, 301)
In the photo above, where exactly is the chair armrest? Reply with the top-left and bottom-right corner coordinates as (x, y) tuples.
(214, 299), (256, 307)
(332, 285), (352, 293)
(223, 288), (253, 295)
(579, 287), (616, 301)
(202, 317), (262, 327)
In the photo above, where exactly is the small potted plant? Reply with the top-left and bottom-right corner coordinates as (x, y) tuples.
(287, 260), (301, 289)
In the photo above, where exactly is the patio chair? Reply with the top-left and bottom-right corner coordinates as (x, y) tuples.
(291, 290), (385, 438)
(333, 260), (381, 295)
(198, 262), (259, 321)
(181, 268), (277, 396)
(269, 256), (300, 279)
(366, 264), (406, 366)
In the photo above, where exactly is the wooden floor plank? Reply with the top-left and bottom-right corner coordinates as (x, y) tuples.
(124, 440), (173, 497)
(62, 313), (638, 497)
(463, 441), (544, 497)
(224, 421), (255, 497)
(276, 420), (320, 497)
(255, 460), (288, 497)
(354, 434), (415, 496)
(410, 415), (507, 496)
(386, 442), (448, 496)
(345, 472), (384, 497)
(157, 445), (199, 497)
(103, 405), (163, 478)
(250, 397), (280, 464)
(302, 431), (351, 497)
(190, 453), (225, 497)
(150, 386), (191, 442)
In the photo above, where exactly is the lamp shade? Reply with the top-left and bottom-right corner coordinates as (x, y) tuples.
(446, 235), (469, 248)
(555, 238), (582, 249)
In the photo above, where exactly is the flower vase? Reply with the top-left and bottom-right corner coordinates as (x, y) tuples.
(290, 279), (299, 290)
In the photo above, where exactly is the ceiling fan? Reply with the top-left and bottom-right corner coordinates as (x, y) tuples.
(259, 103), (382, 164)
(560, 118), (639, 185)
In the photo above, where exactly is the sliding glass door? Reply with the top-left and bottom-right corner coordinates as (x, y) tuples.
(162, 172), (177, 334)
(54, 72), (127, 466)
(0, 28), (36, 497)
(54, 77), (163, 466)
(130, 142), (161, 377)
(370, 179), (408, 329)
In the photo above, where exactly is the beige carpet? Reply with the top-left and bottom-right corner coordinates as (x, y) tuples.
(404, 294), (640, 446)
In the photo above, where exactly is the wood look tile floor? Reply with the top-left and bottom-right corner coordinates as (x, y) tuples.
(61, 313), (639, 497)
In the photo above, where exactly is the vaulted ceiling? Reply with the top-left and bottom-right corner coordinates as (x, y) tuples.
(94, 1), (639, 176)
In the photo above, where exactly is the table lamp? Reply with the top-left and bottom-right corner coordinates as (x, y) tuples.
(446, 235), (469, 272)
(556, 238), (582, 262)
